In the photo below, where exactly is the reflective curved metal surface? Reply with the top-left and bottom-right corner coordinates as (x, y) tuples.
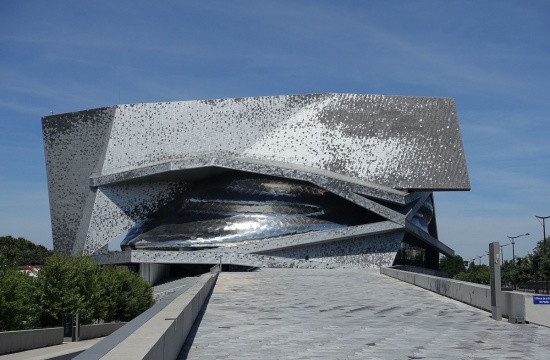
(121, 174), (380, 250)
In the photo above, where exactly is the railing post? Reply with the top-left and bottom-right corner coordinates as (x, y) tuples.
(489, 242), (502, 321)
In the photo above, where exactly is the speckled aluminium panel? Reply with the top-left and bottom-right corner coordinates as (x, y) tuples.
(99, 94), (469, 190)
(82, 180), (187, 255)
(42, 93), (468, 262)
(42, 107), (115, 254)
(262, 232), (403, 268)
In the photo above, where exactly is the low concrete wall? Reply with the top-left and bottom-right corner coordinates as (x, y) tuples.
(525, 296), (550, 327)
(101, 271), (218, 359)
(382, 267), (550, 327)
(0, 322), (128, 355)
(0, 327), (63, 355)
(79, 322), (127, 341)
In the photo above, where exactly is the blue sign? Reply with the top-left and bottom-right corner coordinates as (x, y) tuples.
(533, 296), (550, 305)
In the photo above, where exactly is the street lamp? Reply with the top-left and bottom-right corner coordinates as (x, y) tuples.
(477, 254), (487, 265)
(500, 243), (512, 263)
(507, 233), (530, 265)
(535, 215), (550, 254)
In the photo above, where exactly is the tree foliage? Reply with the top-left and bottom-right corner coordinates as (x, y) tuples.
(36, 255), (103, 327)
(98, 266), (155, 323)
(0, 266), (39, 331)
(0, 235), (54, 266)
(439, 255), (465, 278)
(0, 251), (155, 331)
(532, 238), (550, 283)
(36, 255), (155, 327)
(454, 264), (490, 284)
(501, 257), (533, 288)
(452, 237), (550, 292)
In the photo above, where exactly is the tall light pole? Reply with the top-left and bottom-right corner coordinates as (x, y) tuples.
(500, 243), (512, 263)
(507, 233), (529, 265)
(535, 215), (550, 254)
(477, 254), (488, 265)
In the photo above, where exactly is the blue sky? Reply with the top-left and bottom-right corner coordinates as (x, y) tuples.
(1, 0), (549, 263)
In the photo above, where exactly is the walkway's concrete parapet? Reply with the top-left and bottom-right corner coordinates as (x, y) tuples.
(382, 266), (550, 327)
(85, 271), (218, 360)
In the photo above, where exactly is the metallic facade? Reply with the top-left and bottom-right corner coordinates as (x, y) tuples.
(42, 93), (470, 269)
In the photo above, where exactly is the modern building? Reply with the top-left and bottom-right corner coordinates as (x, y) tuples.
(42, 93), (469, 279)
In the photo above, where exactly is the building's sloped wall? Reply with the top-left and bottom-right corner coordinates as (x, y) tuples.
(42, 107), (116, 254)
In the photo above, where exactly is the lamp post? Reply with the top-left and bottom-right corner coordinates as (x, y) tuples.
(535, 215), (549, 254)
(500, 243), (511, 263)
(477, 254), (487, 265)
(507, 233), (529, 265)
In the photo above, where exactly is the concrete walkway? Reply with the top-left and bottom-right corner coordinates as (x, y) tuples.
(179, 269), (550, 359)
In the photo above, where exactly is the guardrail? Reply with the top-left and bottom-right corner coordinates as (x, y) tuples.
(381, 267), (550, 327)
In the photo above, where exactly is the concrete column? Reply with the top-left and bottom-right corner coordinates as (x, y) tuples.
(139, 263), (168, 285)
(489, 242), (502, 321)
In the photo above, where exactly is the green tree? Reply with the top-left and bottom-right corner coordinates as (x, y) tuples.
(454, 264), (490, 284)
(531, 238), (550, 293)
(0, 235), (53, 266)
(36, 255), (154, 327)
(0, 243), (155, 331)
(439, 255), (466, 278)
(36, 255), (103, 327)
(0, 265), (39, 331)
(99, 266), (155, 322)
(501, 256), (533, 289)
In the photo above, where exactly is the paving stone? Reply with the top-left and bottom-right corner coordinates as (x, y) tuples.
(178, 269), (550, 359)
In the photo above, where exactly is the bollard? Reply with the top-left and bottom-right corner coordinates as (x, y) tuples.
(489, 242), (502, 321)
(75, 313), (80, 342)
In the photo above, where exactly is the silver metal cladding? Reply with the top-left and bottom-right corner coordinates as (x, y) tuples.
(121, 174), (383, 250)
